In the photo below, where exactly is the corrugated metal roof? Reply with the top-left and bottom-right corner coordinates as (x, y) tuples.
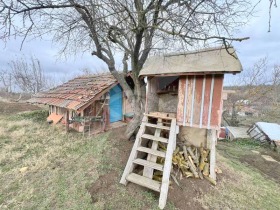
(140, 46), (242, 76)
(27, 74), (117, 110)
(255, 122), (280, 141)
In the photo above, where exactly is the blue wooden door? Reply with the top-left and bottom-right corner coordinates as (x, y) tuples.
(109, 85), (123, 123)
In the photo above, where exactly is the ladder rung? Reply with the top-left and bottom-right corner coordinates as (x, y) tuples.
(137, 147), (166, 158)
(144, 123), (170, 130)
(126, 173), (161, 192)
(133, 159), (164, 171)
(145, 113), (176, 120)
(141, 134), (168, 143)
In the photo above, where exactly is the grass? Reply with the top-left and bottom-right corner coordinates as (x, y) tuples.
(0, 110), (111, 209)
(200, 154), (280, 210)
(1, 109), (280, 210)
(0, 110), (176, 210)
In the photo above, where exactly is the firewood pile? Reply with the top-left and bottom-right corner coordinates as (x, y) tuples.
(154, 142), (221, 186)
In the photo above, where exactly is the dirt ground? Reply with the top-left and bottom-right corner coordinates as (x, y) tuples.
(88, 128), (280, 210)
(217, 140), (280, 185)
(88, 127), (229, 210)
(0, 101), (41, 115)
(1, 100), (279, 209)
(239, 152), (280, 184)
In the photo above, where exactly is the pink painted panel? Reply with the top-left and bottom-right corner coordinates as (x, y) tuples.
(210, 75), (224, 127)
(177, 76), (186, 124)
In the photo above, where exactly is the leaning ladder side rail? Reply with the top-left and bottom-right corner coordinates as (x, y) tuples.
(158, 118), (177, 209)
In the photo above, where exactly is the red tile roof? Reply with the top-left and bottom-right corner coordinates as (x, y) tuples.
(28, 74), (117, 110)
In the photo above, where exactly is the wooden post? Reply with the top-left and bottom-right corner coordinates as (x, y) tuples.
(207, 129), (217, 181)
(65, 110), (69, 133)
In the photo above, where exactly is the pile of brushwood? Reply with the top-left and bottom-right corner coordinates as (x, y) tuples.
(154, 142), (221, 187)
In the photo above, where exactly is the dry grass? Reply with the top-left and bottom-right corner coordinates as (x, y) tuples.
(199, 154), (280, 210)
(0, 112), (109, 209)
(1, 109), (280, 210)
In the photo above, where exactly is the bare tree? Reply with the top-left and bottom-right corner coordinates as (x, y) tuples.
(225, 58), (280, 125)
(0, 69), (12, 92)
(0, 0), (256, 137)
(9, 56), (47, 94)
(271, 64), (280, 103)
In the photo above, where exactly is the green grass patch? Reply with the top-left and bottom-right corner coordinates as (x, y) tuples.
(200, 154), (280, 210)
(9, 110), (49, 122)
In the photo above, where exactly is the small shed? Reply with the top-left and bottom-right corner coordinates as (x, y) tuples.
(140, 46), (242, 180)
(28, 73), (133, 133)
(248, 122), (280, 147)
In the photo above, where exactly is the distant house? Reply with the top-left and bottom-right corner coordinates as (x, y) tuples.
(237, 106), (259, 117)
(28, 73), (133, 133)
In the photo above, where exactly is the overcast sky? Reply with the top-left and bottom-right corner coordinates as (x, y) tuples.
(0, 1), (279, 86)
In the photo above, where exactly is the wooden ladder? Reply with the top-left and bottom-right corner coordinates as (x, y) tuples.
(120, 113), (177, 209)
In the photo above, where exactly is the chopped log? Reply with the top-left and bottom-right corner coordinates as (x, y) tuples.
(187, 155), (199, 178)
(153, 175), (162, 182)
(215, 167), (222, 174)
(199, 148), (210, 170)
(183, 145), (188, 161)
(198, 169), (204, 179)
(203, 163), (209, 176)
(171, 174), (182, 190)
(186, 147), (198, 164)
(199, 161), (206, 171)
(204, 175), (217, 186)
(184, 171), (193, 178)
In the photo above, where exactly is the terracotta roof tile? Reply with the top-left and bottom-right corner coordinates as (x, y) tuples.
(28, 74), (117, 110)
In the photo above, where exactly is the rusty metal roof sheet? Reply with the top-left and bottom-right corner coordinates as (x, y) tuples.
(28, 74), (117, 110)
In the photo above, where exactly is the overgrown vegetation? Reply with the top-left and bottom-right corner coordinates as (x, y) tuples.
(9, 110), (49, 122)
(1, 109), (279, 209)
(0, 110), (175, 209)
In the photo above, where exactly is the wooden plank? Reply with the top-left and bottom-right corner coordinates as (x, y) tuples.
(193, 75), (203, 126)
(141, 134), (168, 143)
(126, 173), (161, 192)
(176, 76), (186, 124)
(120, 116), (148, 185)
(143, 123), (170, 130)
(158, 119), (177, 209)
(183, 76), (188, 126)
(207, 129), (217, 181)
(145, 113), (175, 120)
(137, 147), (166, 158)
(143, 119), (162, 178)
(199, 75), (206, 128)
(190, 75), (196, 126)
(202, 75), (212, 126)
(210, 75), (224, 128)
(133, 159), (164, 171)
(207, 75), (215, 128)
(185, 76), (194, 124)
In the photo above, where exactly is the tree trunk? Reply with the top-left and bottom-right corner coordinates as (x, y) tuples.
(125, 99), (143, 139)
(231, 102), (238, 126)
(124, 76), (146, 139)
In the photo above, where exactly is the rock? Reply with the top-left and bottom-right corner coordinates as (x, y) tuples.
(19, 167), (28, 173)
(261, 155), (277, 162)
(251, 150), (260, 154)
(215, 167), (222, 174)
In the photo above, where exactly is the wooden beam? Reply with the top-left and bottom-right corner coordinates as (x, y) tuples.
(207, 129), (217, 181)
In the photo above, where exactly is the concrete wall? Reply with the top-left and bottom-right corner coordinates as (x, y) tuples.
(178, 126), (207, 148)
(158, 93), (178, 113)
